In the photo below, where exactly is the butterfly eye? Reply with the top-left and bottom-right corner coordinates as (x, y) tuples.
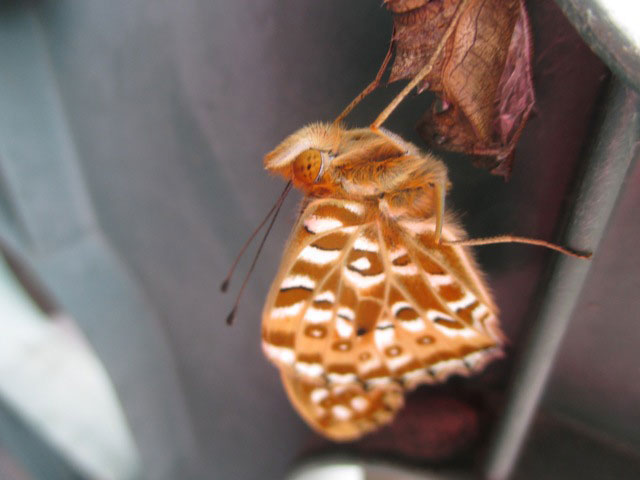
(292, 149), (324, 185)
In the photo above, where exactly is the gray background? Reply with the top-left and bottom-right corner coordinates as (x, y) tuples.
(0, 0), (638, 479)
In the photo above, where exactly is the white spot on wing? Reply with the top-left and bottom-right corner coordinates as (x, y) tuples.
(402, 368), (430, 385)
(308, 328), (325, 338)
(391, 301), (413, 317)
(427, 309), (454, 322)
(349, 256), (371, 271)
(471, 303), (489, 321)
(430, 358), (467, 378)
(281, 274), (316, 291)
(344, 268), (385, 289)
(341, 202), (365, 215)
(433, 322), (477, 338)
(359, 356), (382, 374)
(374, 326), (395, 349)
(337, 307), (355, 321)
(464, 347), (503, 372)
(304, 216), (343, 233)
(463, 350), (488, 370)
(399, 219), (435, 235)
(391, 263), (418, 276)
(331, 405), (352, 421)
(304, 306), (333, 324)
(327, 372), (358, 384)
(315, 291), (335, 304)
(299, 245), (340, 265)
(311, 388), (329, 404)
(351, 396), (368, 412)
(447, 291), (476, 311)
(271, 301), (305, 319)
(389, 247), (408, 261)
(365, 377), (393, 388)
(427, 273), (454, 287)
(392, 304), (425, 332)
(331, 385), (349, 396)
(426, 309), (477, 338)
(336, 317), (353, 338)
(262, 343), (295, 365)
(398, 318), (426, 332)
(295, 362), (324, 378)
(353, 236), (379, 252)
(386, 353), (413, 371)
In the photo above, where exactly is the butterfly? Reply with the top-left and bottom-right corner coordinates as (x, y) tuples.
(228, 0), (587, 441)
(260, 123), (505, 441)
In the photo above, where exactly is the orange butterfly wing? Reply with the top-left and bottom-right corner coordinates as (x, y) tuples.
(262, 198), (503, 441)
(280, 371), (404, 440)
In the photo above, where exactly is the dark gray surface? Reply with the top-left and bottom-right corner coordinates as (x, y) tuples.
(514, 413), (640, 480)
(0, 4), (198, 480)
(485, 79), (639, 480)
(555, 0), (640, 93)
(0, 0), (638, 479)
(544, 155), (640, 447)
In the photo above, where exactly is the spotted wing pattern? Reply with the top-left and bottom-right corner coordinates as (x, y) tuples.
(262, 198), (504, 440)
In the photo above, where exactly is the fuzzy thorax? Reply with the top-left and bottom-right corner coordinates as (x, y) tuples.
(264, 123), (449, 221)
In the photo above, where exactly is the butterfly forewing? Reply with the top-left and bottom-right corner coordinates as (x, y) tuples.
(262, 197), (504, 440)
(263, 199), (364, 375)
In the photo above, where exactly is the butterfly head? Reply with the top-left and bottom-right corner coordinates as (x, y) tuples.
(264, 123), (341, 192)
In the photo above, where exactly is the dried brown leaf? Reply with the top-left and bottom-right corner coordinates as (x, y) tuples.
(385, 0), (535, 178)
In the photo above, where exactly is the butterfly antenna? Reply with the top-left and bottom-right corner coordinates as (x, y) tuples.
(220, 181), (293, 293)
(225, 181), (292, 325)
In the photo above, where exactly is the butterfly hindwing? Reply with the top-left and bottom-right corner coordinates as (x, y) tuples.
(280, 371), (403, 441)
(262, 198), (504, 440)
(383, 220), (504, 389)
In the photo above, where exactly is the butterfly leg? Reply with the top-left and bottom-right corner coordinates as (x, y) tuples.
(363, 126), (449, 241)
(369, 0), (470, 130)
(334, 29), (396, 125)
(443, 235), (592, 259)
(434, 180), (445, 244)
